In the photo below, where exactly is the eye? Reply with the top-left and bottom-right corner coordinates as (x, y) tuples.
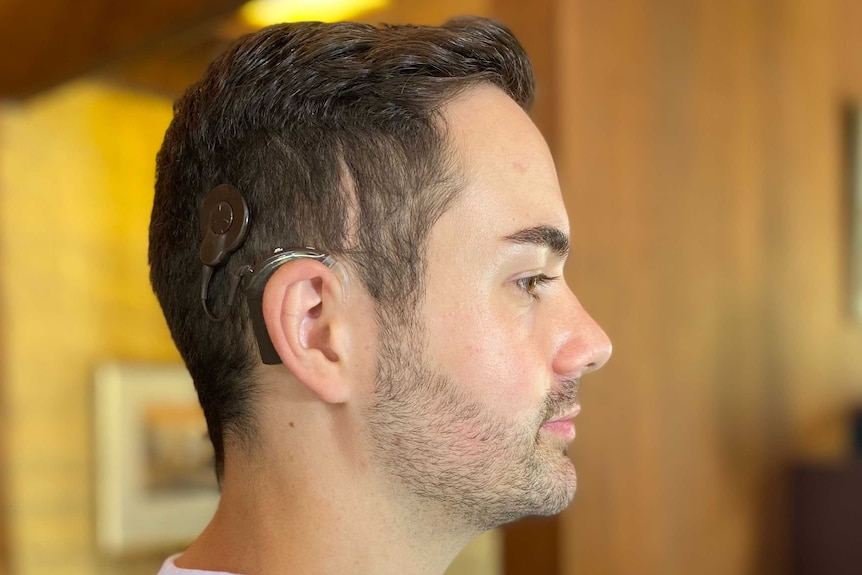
(515, 274), (560, 300)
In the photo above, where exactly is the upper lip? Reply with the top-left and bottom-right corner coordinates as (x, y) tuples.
(544, 404), (581, 424)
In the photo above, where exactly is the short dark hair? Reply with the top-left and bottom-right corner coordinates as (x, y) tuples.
(149, 16), (535, 479)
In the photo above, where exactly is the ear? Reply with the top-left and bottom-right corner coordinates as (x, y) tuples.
(261, 259), (351, 404)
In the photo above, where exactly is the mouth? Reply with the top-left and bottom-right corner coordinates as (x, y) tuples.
(540, 404), (581, 442)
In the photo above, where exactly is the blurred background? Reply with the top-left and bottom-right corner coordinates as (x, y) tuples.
(1, 0), (861, 574)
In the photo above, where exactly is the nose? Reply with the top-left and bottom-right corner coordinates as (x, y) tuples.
(551, 304), (612, 379)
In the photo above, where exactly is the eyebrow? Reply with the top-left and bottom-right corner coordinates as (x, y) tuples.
(503, 225), (570, 259)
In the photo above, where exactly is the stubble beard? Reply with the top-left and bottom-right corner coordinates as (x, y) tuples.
(364, 317), (579, 534)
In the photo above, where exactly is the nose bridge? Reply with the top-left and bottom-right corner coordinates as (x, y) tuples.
(551, 289), (612, 378)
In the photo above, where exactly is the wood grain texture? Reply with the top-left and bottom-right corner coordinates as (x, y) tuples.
(554, 0), (862, 573)
(0, 0), (246, 99)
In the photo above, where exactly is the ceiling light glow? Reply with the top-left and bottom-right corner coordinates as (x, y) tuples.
(240, 0), (389, 27)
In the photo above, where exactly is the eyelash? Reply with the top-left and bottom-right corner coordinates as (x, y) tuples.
(516, 274), (560, 300)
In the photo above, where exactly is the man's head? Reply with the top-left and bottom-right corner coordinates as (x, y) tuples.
(150, 17), (533, 477)
(150, 16), (610, 533)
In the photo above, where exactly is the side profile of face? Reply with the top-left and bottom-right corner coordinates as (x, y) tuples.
(363, 85), (612, 531)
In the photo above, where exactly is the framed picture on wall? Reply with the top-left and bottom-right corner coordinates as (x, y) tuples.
(94, 362), (218, 554)
(848, 106), (862, 322)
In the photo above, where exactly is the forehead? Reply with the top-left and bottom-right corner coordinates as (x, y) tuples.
(436, 85), (569, 249)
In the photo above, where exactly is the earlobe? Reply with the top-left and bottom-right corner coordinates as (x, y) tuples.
(261, 261), (351, 404)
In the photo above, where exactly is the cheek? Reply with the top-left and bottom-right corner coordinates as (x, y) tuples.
(432, 306), (548, 416)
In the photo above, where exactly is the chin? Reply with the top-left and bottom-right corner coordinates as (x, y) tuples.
(524, 441), (579, 513)
(536, 459), (578, 515)
(474, 454), (578, 531)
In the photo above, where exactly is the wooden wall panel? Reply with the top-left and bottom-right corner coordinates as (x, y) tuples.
(554, 0), (862, 573)
(835, 0), (862, 97)
(0, 0), (246, 99)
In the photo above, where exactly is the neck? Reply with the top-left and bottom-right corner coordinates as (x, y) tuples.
(176, 409), (472, 575)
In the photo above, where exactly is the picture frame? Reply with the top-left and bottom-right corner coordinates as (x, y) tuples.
(94, 362), (219, 554)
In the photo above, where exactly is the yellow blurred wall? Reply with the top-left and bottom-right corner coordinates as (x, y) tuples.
(0, 81), (180, 575)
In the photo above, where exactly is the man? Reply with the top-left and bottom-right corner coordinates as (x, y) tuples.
(149, 16), (611, 575)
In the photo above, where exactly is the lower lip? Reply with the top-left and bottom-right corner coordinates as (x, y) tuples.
(541, 420), (576, 441)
